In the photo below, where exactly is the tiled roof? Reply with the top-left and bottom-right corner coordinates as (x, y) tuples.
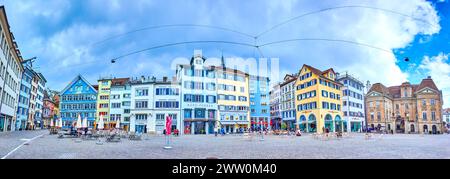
(416, 78), (439, 92)
(368, 77), (440, 99)
(368, 83), (389, 95)
(111, 78), (130, 86)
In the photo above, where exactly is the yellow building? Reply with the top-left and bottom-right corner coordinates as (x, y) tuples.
(96, 78), (112, 129)
(295, 65), (343, 134)
(215, 67), (250, 133)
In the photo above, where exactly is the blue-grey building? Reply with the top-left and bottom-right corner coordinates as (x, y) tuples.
(249, 75), (271, 130)
(16, 61), (33, 130)
(60, 75), (97, 128)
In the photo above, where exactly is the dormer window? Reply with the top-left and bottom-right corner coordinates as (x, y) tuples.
(196, 59), (202, 65)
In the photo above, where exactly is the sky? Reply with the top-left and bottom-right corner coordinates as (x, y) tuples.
(0, 0), (449, 107)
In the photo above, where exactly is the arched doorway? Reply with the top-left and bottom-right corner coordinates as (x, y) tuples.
(377, 124), (382, 132)
(432, 125), (437, 134)
(308, 114), (316, 133)
(395, 116), (405, 133)
(324, 114), (333, 132)
(410, 124), (415, 133)
(423, 125), (428, 134)
(299, 115), (307, 132)
(335, 115), (342, 132)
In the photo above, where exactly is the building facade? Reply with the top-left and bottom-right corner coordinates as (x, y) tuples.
(130, 77), (154, 134)
(34, 73), (46, 129)
(0, 6), (24, 132)
(269, 83), (281, 130)
(109, 78), (131, 131)
(336, 73), (365, 132)
(295, 65), (343, 134)
(60, 75), (97, 128)
(216, 67), (250, 134)
(43, 90), (56, 128)
(249, 75), (270, 131)
(280, 74), (297, 130)
(443, 108), (449, 128)
(16, 62), (33, 130)
(153, 77), (181, 134)
(176, 50), (218, 135)
(96, 77), (112, 129)
(365, 77), (444, 134)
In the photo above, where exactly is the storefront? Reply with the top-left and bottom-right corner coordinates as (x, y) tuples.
(351, 121), (362, 132)
(324, 114), (334, 132)
(184, 120), (215, 135)
(0, 116), (4, 132)
(135, 125), (146, 133)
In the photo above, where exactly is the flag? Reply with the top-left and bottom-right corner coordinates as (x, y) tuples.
(165, 116), (172, 136)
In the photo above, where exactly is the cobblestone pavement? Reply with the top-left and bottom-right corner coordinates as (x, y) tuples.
(0, 130), (48, 158)
(2, 131), (450, 159)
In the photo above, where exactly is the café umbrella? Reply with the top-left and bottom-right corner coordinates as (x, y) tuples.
(76, 114), (82, 129)
(98, 115), (104, 130)
(82, 117), (88, 128)
(58, 118), (63, 128)
(115, 120), (121, 129)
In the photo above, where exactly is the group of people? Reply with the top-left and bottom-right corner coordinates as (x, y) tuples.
(162, 129), (180, 136)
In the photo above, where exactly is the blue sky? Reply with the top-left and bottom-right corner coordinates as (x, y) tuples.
(1, 0), (449, 107)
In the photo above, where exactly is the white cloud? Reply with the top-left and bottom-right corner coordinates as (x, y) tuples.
(419, 53), (450, 108)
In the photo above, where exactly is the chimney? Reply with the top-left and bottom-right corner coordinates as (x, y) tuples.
(427, 76), (431, 79)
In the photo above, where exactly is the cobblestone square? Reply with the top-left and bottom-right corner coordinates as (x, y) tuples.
(1, 130), (450, 159)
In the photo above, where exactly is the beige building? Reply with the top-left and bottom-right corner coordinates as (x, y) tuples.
(365, 76), (444, 134)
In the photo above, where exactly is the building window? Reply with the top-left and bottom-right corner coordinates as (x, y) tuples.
(431, 111), (436, 121)
(430, 99), (436, 105)
(135, 89), (149, 96)
(135, 114), (148, 120)
(422, 112), (427, 121)
(135, 101), (148, 109)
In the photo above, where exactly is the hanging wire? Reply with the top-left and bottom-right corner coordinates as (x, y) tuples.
(258, 38), (392, 54)
(112, 40), (257, 60)
(256, 5), (438, 38)
(93, 24), (255, 46)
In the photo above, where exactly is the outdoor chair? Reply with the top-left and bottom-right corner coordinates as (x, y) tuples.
(129, 133), (142, 141)
(106, 133), (121, 142)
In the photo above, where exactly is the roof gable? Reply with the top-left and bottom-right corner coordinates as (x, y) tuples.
(61, 75), (97, 95)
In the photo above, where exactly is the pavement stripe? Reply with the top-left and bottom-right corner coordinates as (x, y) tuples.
(1, 134), (44, 159)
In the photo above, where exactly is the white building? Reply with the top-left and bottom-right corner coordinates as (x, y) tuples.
(110, 78), (131, 131)
(270, 83), (281, 130)
(176, 50), (218, 135)
(153, 78), (181, 134)
(280, 74), (297, 130)
(337, 73), (365, 132)
(34, 73), (46, 129)
(443, 108), (450, 128)
(130, 77), (155, 134)
(0, 6), (24, 132)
